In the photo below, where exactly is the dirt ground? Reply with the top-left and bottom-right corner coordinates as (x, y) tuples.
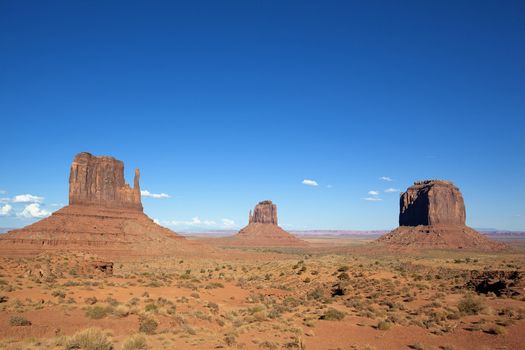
(0, 235), (524, 350)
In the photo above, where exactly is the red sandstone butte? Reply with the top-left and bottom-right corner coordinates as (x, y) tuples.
(0, 152), (205, 258)
(377, 180), (506, 250)
(229, 200), (308, 247)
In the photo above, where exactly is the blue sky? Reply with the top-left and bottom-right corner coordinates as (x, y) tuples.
(1, 1), (524, 231)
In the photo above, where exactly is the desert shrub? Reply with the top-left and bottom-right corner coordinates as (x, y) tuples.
(377, 320), (392, 330)
(320, 308), (345, 321)
(307, 286), (324, 300)
(458, 295), (485, 315)
(487, 325), (507, 335)
(207, 302), (219, 313)
(86, 306), (112, 319)
(337, 272), (350, 281)
(259, 340), (279, 349)
(144, 303), (158, 313)
(112, 305), (130, 318)
(52, 290), (66, 298)
(121, 334), (147, 350)
(224, 333), (237, 346)
(138, 316), (158, 334)
(85, 297), (98, 305)
(64, 328), (112, 350)
(205, 282), (224, 289)
(9, 315), (31, 326)
(105, 297), (120, 306)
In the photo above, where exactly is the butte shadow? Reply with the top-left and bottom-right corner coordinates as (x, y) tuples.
(0, 152), (205, 258)
(376, 180), (506, 251)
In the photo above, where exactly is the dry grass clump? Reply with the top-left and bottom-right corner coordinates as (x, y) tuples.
(457, 295), (485, 315)
(64, 328), (112, 350)
(9, 315), (31, 326)
(320, 308), (345, 321)
(138, 315), (158, 334)
(121, 333), (147, 350)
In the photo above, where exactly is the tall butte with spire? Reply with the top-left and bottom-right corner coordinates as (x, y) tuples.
(0, 152), (200, 258)
(376, 180), (505, 250)
(229, 200), (308, 247)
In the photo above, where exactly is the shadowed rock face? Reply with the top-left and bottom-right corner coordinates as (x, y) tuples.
(69, 152), (142, 211)
(249, 200), (278, 225)
(399, 180), (466, 226)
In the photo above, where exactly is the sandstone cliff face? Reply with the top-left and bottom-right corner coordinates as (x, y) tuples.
(249, 200), (278, 225)
(399, 180), (466, 226)
(69, 152), (142, 211)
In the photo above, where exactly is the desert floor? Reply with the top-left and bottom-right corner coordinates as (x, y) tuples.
(0, 235), (524, 350)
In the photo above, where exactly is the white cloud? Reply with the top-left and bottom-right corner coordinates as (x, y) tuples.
(368, 190), (379, 196)
(12, 194), (44, 203)
(18, 203), (50, 218)
(385, 188), (400, 193)
(0, 204), (12, 216)
(0, 189), (6, 194)
(221, 218), (235, 227)
(141, 190), (170, 199)
(364, 197), (383, 202)
(0, 197), (10, 204)
(302, 179), (318, 187)
(379, 176), (393, 182)
(166, 217), (215, 226)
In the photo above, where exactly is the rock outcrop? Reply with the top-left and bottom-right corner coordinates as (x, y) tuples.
(377, 180), (506, 250)
(69, 152), (142, 210)
(399, 180), (465, 226)
(0, 152), (207, 258)
(249, 200), (278, 225)
(228, 200), (308, 247)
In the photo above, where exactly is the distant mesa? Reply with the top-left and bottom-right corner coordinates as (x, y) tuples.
(377, 180), (506, 250)
(0, 152), (203, 258)
(229, 200), (308, 247)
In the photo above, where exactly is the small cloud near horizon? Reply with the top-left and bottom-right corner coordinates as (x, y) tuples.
(0, 204), (13, 216)
(12, 194), (44, 203)
(141, 190), (170, 199)
(364, 197), (383, 202)
(302, 179), (318, 187)
(385, 188), (400, 193)
(379, 176), (393, 181)
(368, 190), (379, 196)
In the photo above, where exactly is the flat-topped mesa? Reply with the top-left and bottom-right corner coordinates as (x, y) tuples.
(399, 180), (465, 227)
(69, 152), (143, 211)
(249, 200), (278, 225)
